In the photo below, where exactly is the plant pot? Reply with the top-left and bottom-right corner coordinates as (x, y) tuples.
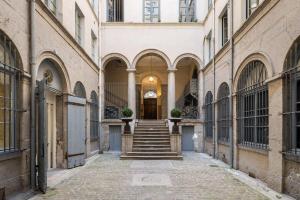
(121, 117), (133, 134)
(170, 118), (182, 134)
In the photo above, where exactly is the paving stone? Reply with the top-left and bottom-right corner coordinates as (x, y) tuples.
(30, 152), (269, 200)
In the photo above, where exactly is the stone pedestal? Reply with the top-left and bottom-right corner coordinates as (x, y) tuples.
(121, 134), (133, 155)
(170, 134), (181, 155)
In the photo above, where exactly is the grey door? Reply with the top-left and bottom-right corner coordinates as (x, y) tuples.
(37, 80), (48, 193)
(109, 126), (121, 151)
(67, 96), (86, 168)
(182, 126), (194, 151)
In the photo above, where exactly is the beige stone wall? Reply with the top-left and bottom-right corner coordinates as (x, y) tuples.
(237, 148), (269, 182)
(284, 158), (300, 200)
(217, 143), (230, 164)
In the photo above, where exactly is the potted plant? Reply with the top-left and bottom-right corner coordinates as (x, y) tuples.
(121, 107), (133, 134)
(170, 108), (182, 134)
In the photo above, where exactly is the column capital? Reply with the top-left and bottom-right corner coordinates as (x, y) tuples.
(127, 68), (136, 72)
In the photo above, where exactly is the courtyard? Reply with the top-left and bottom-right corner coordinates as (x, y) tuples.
(28, 153), (288, 200)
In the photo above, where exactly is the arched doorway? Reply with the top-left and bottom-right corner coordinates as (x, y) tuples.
(135, 53), (168, 119)
(37, 59), (66, 170)
(141, 76), (162, 119)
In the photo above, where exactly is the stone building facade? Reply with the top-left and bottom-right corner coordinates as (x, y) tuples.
(0, 0), (100, 196)
(0, 0), (299, 199)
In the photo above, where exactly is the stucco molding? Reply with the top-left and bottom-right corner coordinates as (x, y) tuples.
(132, 49), (172, 70)
(173, 53), (203, 71)
(36, 50), (71, 93)
(233, 52), (274, 93)
(101, 53), (131, 70)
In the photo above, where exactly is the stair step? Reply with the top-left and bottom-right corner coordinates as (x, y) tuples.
(133, 139), (170, 144)
(127, 152), (178, 156)
(134, 134), (170, 137)
(133, 136), (169, 139)
(134, 144), (170, 147)
(120, 155), (183, 160)
(133, 147), (171, 152)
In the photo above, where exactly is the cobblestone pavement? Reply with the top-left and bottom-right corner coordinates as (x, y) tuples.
(30, 152), (270, 200)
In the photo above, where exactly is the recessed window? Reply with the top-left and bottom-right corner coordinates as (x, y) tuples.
(107, 0), (124, 22)
(204, 91), (213, 139)
(91, 31), (97, 61)
(207, 31), (212, 61)
(236, 60), (269, 150)
(144, 0), (160, 23)
(179, 0), (196, 22)
(221, 8), (228, 46)
(45, 0), (57, 15)
(0, 31), (21, 153)
(217, 83), (230, 143)
(75, 4), (84, 46)
(246, 0), (259, 18)
(283, 36), (300, 156)
(208, 0), (212, 10)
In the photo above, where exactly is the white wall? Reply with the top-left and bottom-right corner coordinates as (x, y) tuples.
(101, 24), (204, 66)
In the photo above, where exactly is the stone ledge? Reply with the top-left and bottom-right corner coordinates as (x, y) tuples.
(283, 153), (300, 163)
(238, 145), (269, 156)
(0, 151), (22, 162)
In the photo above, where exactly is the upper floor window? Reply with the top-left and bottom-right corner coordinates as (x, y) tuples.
(45, 0), (57, 15)
(75, 5), (84, 46)
(207, 31), (212, 61)
(91, 31), (97, 61)
(208, 0), (212, 10)
(107, 0), (124, 22)
(221, 8), (228, 46)
(246, 0), (259, 18)
(179, 0), (196, 22)
(144, 0), (160, 23)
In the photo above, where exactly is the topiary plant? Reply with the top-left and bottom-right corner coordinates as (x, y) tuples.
(171, 108), (182, 118)
(121, 107), (133, 118)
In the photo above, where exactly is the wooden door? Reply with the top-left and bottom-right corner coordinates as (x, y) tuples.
(144, 98), (157, 119)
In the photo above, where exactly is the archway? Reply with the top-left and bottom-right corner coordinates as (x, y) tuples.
(135, 53), (168, 119)
(104, 57), (128, 119)
(37, 58), (67, 170)
(174, 56), (200, 119)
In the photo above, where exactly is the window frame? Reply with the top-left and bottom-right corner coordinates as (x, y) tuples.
(107, 0), (124, 22)
(75, 4), (84, 46)
(0, 31), (21, 154)
(221, 8), (228, 46)
(216, 83), (230, 143)
(236, 60), (269, 150)
(143, 0), (161, 23)
(204, 91), (213, 139)
(246, 0), (259, 19)
(179, 0), (196, 23)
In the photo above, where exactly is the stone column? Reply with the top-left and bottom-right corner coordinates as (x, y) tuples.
(168, 69), (176, 118)
(127, 69), (136, 117)
(267, 78), (284, 192)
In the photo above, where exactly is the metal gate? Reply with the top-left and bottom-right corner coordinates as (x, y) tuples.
(37, 80), (48, 193)
(67, 96), (86, 168)
(109, 125), (121, 151)
(182, 126), (194, 151)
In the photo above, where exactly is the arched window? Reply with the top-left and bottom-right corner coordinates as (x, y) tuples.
(90, 91), (99, 141)
(217, 83), (230, 143)
(204, 91), (213, 138)
(236, 60), (268, 149)
(283, 36), (300, 155)
(0, 30), (22, 153)
(74, 81), (86, 98)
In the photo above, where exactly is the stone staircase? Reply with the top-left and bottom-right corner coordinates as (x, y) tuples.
(120, 120), (183, 160)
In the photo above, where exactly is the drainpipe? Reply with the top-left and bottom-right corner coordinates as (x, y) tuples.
(30, 0), (37, 189)
(212, 0), (216, 159)
(97, 0), (102, 153)
(229, 0), (234, 168)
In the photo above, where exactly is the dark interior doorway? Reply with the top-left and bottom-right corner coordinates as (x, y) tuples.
(144, 98), (157, 119)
